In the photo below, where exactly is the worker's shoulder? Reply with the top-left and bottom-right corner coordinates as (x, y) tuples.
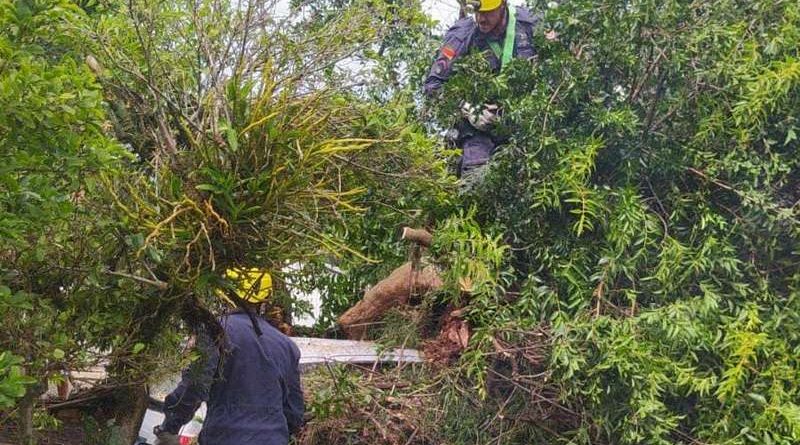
(514, 6), (542, 26)
(258, 320), (295, 345)
(220, 312), (272, 335)
(219, 311), (249, 326)
(262, 326), (301, 359)
(444, 17), (477, 40)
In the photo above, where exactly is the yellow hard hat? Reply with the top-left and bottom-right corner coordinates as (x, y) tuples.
(216, 268), (273, 305)
(466, 0), (503, 12)
(479, 0), (503, 11)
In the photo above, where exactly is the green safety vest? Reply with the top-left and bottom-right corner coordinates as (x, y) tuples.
(486, 6), (517, 70)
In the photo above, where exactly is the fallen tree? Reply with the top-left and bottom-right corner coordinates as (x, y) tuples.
(339, 228), (441, 339)
(338, 261), (442, 339)
(322, 0), (800, 443)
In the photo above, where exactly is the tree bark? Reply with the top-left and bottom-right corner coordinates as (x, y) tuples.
(19, 390), (35, 445)
(107, 383), (149, 445)
(18, 377), (43, 445)
(338, 262), (441, 339)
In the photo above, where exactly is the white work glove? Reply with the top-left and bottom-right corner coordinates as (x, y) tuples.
(154, 430), (180, 445)
(461, 102), (500, 131)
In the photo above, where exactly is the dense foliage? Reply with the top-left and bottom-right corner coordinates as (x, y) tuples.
(0, 0), (139, 418)
(3, 0), (800, 443)
(0, 0), (444, 441)
(427, 0), (800, 443)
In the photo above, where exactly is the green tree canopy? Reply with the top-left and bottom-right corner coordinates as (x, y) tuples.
(425, 0), (800, 443)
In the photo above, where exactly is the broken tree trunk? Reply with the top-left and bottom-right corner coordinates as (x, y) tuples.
(338, 262), (442, 339)
(338, 227), (439, 339)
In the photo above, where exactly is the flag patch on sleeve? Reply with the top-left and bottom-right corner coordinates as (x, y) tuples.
(441, 45), (456, 60)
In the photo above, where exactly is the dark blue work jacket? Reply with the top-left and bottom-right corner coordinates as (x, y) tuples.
(162, 312), (304, 445)
(423, 6), (540, 96)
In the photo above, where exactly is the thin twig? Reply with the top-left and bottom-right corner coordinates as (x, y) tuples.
(106, 270), (169, 290)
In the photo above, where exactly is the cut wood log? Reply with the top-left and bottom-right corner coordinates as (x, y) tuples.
(338, 262), (441, 339)
(401, 227), (433, 247)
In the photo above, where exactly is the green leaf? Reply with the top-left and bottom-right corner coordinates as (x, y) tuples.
(785, 127), (797, 146)
(225, 126), (238, 152)
(747, 392), (767, 405)
(195, 184), (220, 193)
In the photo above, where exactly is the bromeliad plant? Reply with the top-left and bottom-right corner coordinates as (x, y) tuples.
(105, 75), (382, 289)
(95, 0), (447, 298)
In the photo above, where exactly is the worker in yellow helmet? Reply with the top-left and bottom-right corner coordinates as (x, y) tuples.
(215, 267), (273, 305)
(155, 267), (304, 445)
(423, 0), (541, 184)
